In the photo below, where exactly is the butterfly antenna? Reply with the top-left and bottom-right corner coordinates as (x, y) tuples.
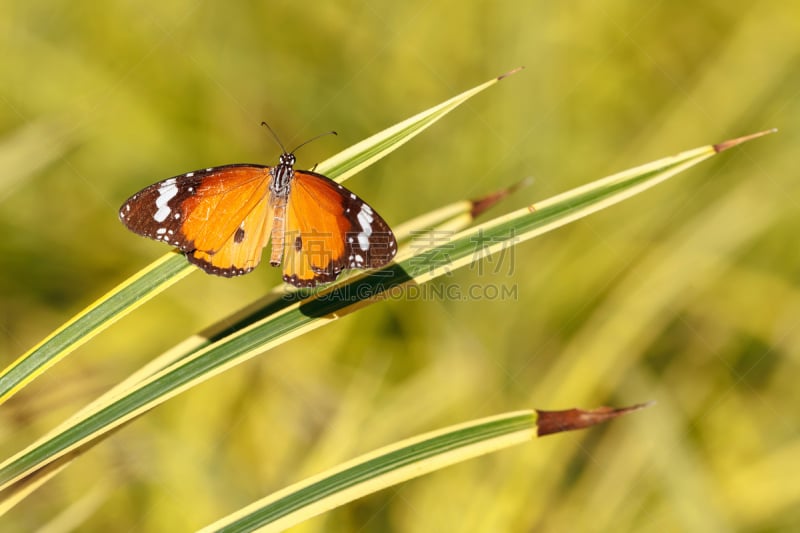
(290, 130), (338, 155)
(260, 121), (288, 154)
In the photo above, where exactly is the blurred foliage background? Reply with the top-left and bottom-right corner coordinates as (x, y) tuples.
(1, 1), (798, 531)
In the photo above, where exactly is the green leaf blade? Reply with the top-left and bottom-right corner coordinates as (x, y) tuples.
(0, 252), (192, 404)
(204, 411), (536, 532)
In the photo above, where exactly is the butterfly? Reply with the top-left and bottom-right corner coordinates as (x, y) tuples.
(119, 124), (397, 287)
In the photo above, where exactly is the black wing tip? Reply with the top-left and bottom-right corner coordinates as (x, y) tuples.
(118, 194), (139, 223)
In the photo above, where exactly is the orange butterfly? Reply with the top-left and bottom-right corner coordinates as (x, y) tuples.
(119, 125), (397, 287)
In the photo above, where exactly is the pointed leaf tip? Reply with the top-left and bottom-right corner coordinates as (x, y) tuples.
(470, 177), (534, 218)
(713, 128), (777, 153)
(498, 66), (525, 80)
(536, 401), (653, 437)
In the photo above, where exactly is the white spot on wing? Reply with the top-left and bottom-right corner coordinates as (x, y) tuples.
(357, 209), (374, 229)
(355, 203), (374, 251)
(153, 178), (178, 223)
(358, 233), (370, 251)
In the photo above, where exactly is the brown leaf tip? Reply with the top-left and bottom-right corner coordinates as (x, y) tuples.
(713, 128), (777, 153)
(470, 177), (533, 218)
(497, 66), (525, 81)
(536, 401), (653, 437)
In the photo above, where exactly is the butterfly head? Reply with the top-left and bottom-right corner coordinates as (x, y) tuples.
(278, 152), (297, 167)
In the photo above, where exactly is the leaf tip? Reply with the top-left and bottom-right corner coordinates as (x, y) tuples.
(497, 66), (525, 81)
(536, 401), (653, 437)
(470, 177), (534, 218)
(713, 128), (777, 153)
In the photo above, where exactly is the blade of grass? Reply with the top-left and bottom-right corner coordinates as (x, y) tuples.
(201, 404), (649, 532)
(0, 251), (192, 404)
(0, 131), (771, 495)
(0, 69), (522, 406)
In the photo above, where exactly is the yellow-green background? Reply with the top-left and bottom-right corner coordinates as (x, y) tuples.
(1, 1), (798, 531)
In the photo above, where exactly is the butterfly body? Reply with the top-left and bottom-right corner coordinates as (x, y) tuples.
(119, 154), (396, 287)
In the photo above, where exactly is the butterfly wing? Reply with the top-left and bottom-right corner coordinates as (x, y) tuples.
(186, 192), (274, 276)
(119, 164), (274, 276)
(282, 170), (397, 287)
